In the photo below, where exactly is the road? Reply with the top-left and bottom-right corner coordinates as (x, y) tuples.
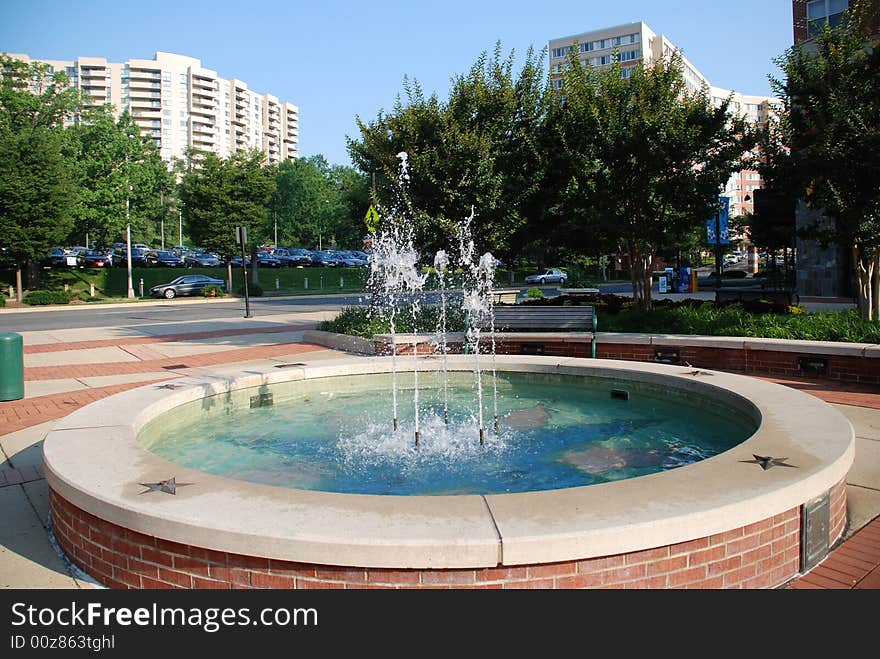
(0, 291), (469, 332)
(0, 294), (368, 332)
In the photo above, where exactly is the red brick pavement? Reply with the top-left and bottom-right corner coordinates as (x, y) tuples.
(22, 323), (313, 354)
(24, 341), (324, 381)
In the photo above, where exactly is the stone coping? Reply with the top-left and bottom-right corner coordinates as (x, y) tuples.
(42, 356), (855, 569)
(307, 329), (878, 357)
(594, 332), (878, 356)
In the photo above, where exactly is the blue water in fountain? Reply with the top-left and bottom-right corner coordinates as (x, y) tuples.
(139, 371), (757, 496)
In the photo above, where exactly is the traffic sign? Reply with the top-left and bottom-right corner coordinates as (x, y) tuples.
(364, 205), (380, 233)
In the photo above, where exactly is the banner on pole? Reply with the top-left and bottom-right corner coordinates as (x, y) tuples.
(706, 196), (730, 245)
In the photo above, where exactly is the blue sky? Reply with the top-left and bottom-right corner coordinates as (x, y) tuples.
(2, 0), (794, 168)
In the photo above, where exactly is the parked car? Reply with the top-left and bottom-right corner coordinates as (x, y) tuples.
(524, 268), (568, 285)
(310, 250), (339, 267)
(256, 252), (282, 268)
(154, 250), (186, 267)
(337, 251), (369, 267)
(286, 248), (314, 266)
(82, 250), (112, 268)
(149, 275), (226, 299)
(229, 255), (251, 267)
(46, 248), (79, 267)
(117, 247), (157, 268)
(185, 251), (221, 268)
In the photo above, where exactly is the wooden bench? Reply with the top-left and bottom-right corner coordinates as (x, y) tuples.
(477, 305), (598, 357)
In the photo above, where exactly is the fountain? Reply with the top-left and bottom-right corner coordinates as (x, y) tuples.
(39, 153), (856, 589)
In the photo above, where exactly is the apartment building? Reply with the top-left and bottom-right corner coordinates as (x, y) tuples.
(7, 51), (299, 167)
(549, 21), (777, 229)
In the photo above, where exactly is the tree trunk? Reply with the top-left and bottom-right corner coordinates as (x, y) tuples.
(853, 245), (876, 322)
(226, 262), (233, 294)
(870, 253), (880, 321)
(15, 267), (23, 303)
(627, 242), (655, 310)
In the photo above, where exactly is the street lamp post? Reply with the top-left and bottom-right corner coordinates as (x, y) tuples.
(124, 136), (135, 299)
(126, 190), (134, 299)
(179, 203), (183, 248)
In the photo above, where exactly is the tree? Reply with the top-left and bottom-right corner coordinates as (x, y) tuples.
(180, 150), (275, 287)
(764, 0), (880, 320)
(554, 52), (755, 309)
(62, 108), (172, 248)
(0, 55), (78, 298)
(269, 155), (341, 250)
(347, 43), (551, 261)
(330, 164), (371, 249)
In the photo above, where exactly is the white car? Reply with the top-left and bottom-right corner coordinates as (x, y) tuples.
(524, 268), (568, 285)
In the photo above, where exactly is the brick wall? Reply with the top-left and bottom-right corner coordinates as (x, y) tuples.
(49, 478), (846, 589)
(374, 335), (879, 384)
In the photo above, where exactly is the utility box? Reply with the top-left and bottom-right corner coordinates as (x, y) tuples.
(0, 332), (24, 401)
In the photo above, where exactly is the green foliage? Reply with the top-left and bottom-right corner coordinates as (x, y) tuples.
(0, 56), (78, 270)
(181, 150), (275, 259)
(61, 109), (173, 248)
(347, 43), (552, 261)
(270, 156), (369, 251)
(526, 287), (544, 299)
(318, 305), (467, 339)
(22, 289), (73, 305)
(238, 283), (263, 297)
(762, 0), (880, 320)
(553, 52), (757, 310)
(599, 303), (880, 343)
(202, 285), (224, 297)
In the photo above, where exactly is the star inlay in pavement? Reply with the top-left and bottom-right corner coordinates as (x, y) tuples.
(138, 477), (191, 495)
(740, 454), (798, 470)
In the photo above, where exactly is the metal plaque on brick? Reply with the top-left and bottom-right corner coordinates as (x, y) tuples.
(798, 356), (828, 376)
(654, 348), (680, 364)
(800, 491), (830, 573)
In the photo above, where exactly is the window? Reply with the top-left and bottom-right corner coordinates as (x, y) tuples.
(552, 79), (563, 90)
(807, 0), (849, 37)
(551, 46), (574, 58)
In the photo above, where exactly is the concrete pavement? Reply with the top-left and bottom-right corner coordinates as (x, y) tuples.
(0, 303), (878, 589)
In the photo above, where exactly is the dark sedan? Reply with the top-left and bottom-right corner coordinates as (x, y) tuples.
(149, 275), (226, 299)
(154, 250), (186, 267)
(82, 250), (112, 268)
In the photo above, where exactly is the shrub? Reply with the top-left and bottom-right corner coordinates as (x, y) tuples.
(318, 305), (467, 338)
(722, 270), (748, 278)
(0, 296), (4, 307)
(22, 290), (73, 305)
(526, 287), (544, 299)
(237, 283), (263, 297)
(202, 285), (224, 298)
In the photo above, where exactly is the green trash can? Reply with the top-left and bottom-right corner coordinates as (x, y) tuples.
(0, 332), (24, 401)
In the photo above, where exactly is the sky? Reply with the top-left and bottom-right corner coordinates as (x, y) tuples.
(1, 0), (794, 169)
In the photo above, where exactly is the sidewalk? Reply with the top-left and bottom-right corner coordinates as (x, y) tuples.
(0, 311), (878, 589)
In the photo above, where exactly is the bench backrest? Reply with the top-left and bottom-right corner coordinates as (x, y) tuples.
(481, 305), (596, 332)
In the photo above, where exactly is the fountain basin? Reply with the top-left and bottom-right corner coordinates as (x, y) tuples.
(43, 356), (855, 589)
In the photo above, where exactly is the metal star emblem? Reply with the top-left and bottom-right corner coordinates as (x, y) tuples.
(687, 370), (714, 376)
(740, 455), (797, 470)
(155, 383), (183, 390)
(139, 477), (178, 495)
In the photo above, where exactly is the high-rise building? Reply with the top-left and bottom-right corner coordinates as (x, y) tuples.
(548, 21), (778, 225)
(6, 51), (299, 167)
